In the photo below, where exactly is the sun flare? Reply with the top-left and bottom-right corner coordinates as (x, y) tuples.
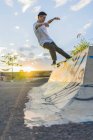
(22, 66), (35, 72)
(13, 66), (35, 72)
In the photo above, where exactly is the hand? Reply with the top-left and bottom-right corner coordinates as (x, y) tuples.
(44, 22), (49, 27)
(54, 17), (60, 20)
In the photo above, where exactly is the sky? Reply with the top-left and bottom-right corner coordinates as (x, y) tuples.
(0, 0), (93, 71)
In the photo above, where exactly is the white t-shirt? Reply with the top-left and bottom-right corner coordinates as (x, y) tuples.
(33, 22), (53, 46)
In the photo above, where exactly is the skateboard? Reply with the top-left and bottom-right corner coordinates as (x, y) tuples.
(52, 57), (74, 67)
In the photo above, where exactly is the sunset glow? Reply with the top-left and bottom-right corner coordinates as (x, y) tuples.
(13, 66), (36, 72)
(22, 66), (36, 72)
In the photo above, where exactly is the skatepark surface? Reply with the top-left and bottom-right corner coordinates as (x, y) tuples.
(24, 46), (93, 128)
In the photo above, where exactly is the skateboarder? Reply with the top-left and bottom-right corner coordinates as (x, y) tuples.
(33, 11), (71, 65)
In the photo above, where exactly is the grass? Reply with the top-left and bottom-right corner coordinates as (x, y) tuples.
(71, 40), (90, 55)
(0, 71), (52, 81)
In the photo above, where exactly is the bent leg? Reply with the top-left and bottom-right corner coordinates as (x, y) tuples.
(43, 42), (57, 61)
(51, 42), (71, 59)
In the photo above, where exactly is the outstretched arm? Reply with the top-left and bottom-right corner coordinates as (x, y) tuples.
(35, 17), (60, 29)
(48, 17), (60, 24)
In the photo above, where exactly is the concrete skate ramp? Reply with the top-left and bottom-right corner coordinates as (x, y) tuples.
(24, 46), (93, 128)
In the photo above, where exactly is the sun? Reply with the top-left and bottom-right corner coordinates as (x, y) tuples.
(13, 66), (35, 72)
(22, 66), (35, 72)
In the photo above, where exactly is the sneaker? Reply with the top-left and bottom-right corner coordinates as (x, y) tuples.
(51, 60), (56, 65)
(66, 56), (72, 59)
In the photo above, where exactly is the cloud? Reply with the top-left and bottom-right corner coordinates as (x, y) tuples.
(0, 47), (9, 56)
(5, 0), (37, 13)
(9, 43), (15, 46)
(0, 47), (6, 54)
(19, 45), (38, 52)
(77, 20), (92, 36)
(14, 12), (19, 16)
(54, 0), (68, 7)
(28, 52), (35, 58)
(18, 0), (37, 13)
(15, 25), (20, 30)
(43, 53), (50, 57)
(5, 0), (13, 7)
(0, 47), (52, 70)
(35, 53), (48, 58)
(83, 21), (92, 29)
(32, 5), (41, 13)
(24, 44), (30, 48)
(71, 0), (92, 11)
(31, 57), (52, 70)
(42, 53), (51, 59)
(26, 39), (30, 42)
(19, 47), (31, 52)
(18, 50), (51, 61)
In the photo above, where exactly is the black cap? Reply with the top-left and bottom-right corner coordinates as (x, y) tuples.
(38, 11), (47, 16)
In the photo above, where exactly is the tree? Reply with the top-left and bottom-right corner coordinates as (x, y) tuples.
(1, 53), (22, 80)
